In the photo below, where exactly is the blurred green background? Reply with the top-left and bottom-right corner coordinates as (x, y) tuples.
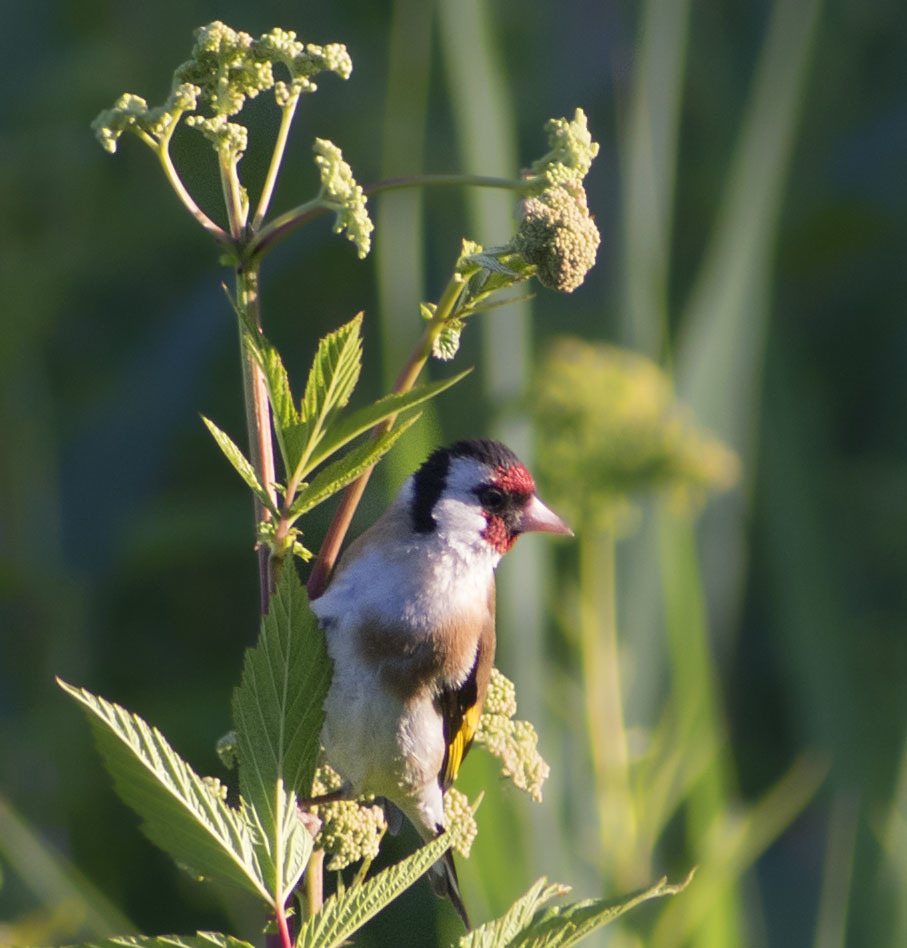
(2, 1), (905, 946)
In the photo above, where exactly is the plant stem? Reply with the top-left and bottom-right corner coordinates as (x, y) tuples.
(307, 276), (463, 598)
(578, 526), (638, 888)
(253, 96), (301, 230)
(235, 264), (278, 613)
(155, 137), (229, 245)
(247, 172), (523, 265)
(274, 901), (293, 948)
(303, 849), (326, 918)
(220, 154), (247, 239)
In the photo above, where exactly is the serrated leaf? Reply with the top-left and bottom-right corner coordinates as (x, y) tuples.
(288, 414), (420, 520)
(466, 250), (522, 276)
(296, 833), (453, 948)
(57, 680), (272, 904)
(460, 879), (571, 948)
(243, 330), (298, 433)
(77, 933), (255, 948)
(202, 417), (276, 514)
(285, 315), (364, 481)
(503, 872), (695, 948)
(433, 320), (464, 361)
(231, 565), (330, 898)
(304, 369), (471, 474)
(300, 315), (363, 425)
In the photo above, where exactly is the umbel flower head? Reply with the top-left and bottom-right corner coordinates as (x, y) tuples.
(506, 108), (602, 294)
(513, 185), (601, 293)
(532, 337), (740, 531)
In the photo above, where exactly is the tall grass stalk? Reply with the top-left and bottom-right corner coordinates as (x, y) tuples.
(578, 528), (638, 889)
(376, 0), (438, 487)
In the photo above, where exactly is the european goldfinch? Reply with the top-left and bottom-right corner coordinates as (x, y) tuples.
(310, 439), (571, 927)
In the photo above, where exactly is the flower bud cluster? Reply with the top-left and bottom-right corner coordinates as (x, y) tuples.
(443, 788), (478, 858)
(92, 20), (353, 159)
(476, 668), (550, 803)
(309, 763), (386, 871)
(313, 139), (374, 258)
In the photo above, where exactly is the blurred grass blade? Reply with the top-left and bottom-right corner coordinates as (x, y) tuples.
(619, 0), (691, 355)
(376, 0), (437, 487)
(675, 0), (823, 447)
(0, 794), (135, 940)
(651, 754), (827, 948)
(813, 792), (859, 948)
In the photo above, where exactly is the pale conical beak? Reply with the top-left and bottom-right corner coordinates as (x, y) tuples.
(518, 494), (573, 536)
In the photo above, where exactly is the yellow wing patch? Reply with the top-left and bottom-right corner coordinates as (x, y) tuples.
(442, 701), (482, 789)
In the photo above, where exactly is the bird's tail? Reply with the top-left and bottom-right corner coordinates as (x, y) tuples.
(428, 845), (471, 930)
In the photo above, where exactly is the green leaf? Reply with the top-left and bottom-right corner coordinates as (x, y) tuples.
(76, 933), (255, 948)
(433, 320), (464, 361)
(288, 413), (420, 520)
(468, 871), (695, 948)
(459, 879), (571, 948)
(243, 330), (298, 433)
(202, 417), (276, 514)
(296, 833), (453, 948)
(282, 315), (364, 479)
(300, 314), (363, 423)
(231, 565), (330, 898)
(57, 680), (272, 904)
(305, 369), (471, 473)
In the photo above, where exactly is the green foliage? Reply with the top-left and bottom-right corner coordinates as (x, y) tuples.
(458, 873), (693, 948)
(201, 416), (276, 516)
(286, 414), (421, 519)
(208, 313), (469, 560)
(295, 833), (454, 948)
(56, 681), (277, 904)
(77, 935), (254, 948)
(231, 565), (329, 897)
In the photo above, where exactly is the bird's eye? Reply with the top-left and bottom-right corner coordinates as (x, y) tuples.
(480, 486), (506, 512)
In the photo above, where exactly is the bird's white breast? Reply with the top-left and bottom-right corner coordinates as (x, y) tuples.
(311, 490), (497, 806)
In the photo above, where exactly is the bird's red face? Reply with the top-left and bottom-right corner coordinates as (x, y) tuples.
(477, 461), (571, 554)
(409, 439), (571, 554)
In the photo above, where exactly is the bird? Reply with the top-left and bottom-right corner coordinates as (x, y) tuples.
(309, 439), (572, 927)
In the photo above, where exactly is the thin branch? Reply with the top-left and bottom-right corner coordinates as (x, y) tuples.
(155, 139), (229, 245)
(246, 173), (525, 264)
(306, 276), (464, 599)
(252, 96), (301, 231)
(235, 265), (278, 613)
(220, 154), (247, 240)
